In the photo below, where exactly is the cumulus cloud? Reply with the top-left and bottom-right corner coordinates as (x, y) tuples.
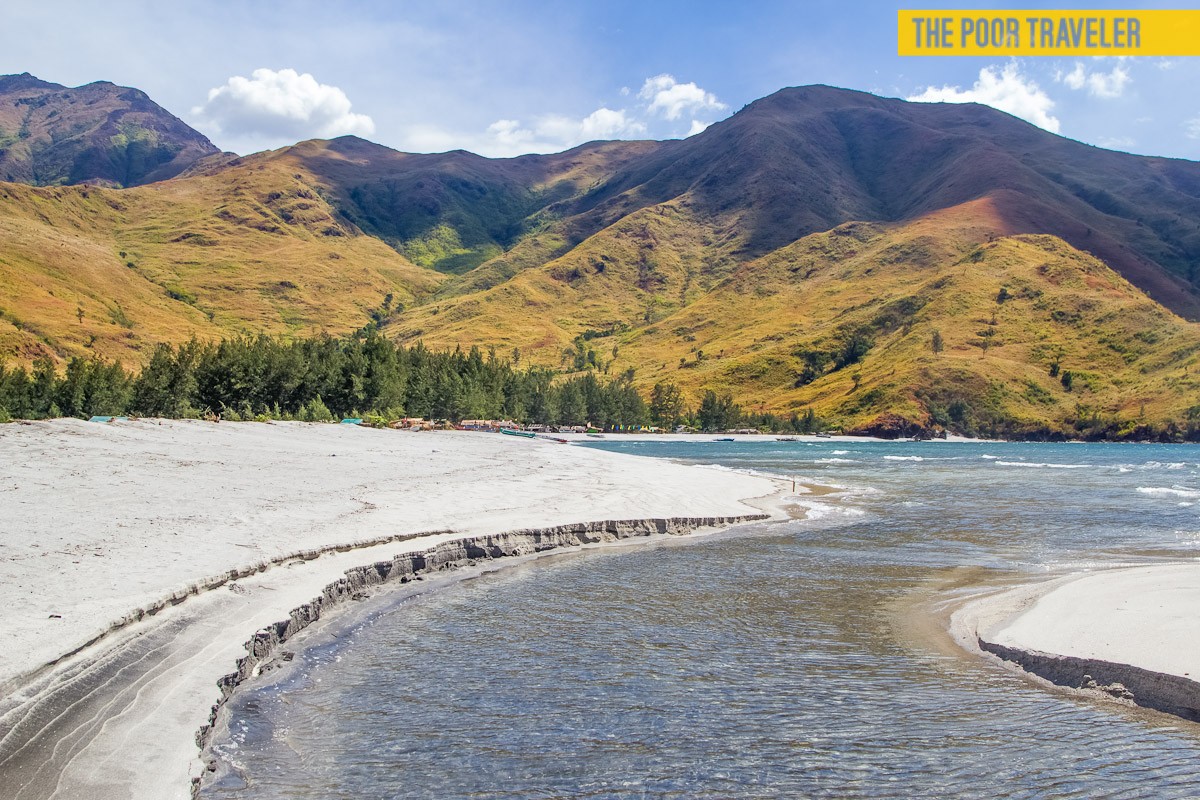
(907, 63), (1060, 133)
(483, 107), (646, 156)
(1186, 117), (1200, 140)
(192, 68), (375, 145)
(639, 74), (726, 120)
(1097, 135), (1135, 150)
(1056, 62), (1131, 98)
(402, 73), (726, 158)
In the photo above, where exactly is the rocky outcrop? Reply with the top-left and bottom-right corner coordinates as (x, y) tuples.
(845, 412), (929, 440)
(979, 637), (1200, 722)
(193, 515), (766, 789)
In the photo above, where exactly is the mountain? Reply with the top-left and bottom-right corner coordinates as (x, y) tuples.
(0, 73), (220, 187)
(2, 79), (1200, 435)
(430, 85), (1200, 316)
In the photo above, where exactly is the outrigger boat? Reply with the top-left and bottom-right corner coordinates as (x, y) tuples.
(500, 428), (536, 438)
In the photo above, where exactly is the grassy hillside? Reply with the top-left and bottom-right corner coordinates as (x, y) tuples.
(4, 81), (1200, 435)
(393, 196), (1200, 436)
(0, 161), (443, 364)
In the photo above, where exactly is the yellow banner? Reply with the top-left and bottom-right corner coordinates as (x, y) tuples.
(898, 9), (1200, 56)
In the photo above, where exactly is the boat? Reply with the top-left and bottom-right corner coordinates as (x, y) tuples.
(776, 437), (798, 442)
(715, 437), (735, 442)
(815, 432), (832, 438)
(500, 428), (536, 438)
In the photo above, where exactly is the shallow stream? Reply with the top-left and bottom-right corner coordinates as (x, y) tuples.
(203, 440), (1200, 798)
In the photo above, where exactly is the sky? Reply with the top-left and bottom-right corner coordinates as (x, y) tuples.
(3, 0), (1200, 160)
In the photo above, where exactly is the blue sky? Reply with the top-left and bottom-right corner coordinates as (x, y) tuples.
(3, 0), (1200, 159)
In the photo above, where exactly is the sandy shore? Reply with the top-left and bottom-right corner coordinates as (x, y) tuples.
(952, 564), (1200, 721)
(0, 419), (785, 799)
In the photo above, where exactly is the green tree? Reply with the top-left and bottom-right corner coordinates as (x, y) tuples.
(649, 381), (685, 428)
(697, 390), (739, 432)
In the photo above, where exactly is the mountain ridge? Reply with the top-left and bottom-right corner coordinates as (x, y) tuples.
(2, 75), (1200, 434)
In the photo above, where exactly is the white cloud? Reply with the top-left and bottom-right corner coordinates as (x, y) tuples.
(192, 68), (375, 144)
(482, 107), (646, 156)
(1186, 117), (1200, 140)
(1056, 62), (1131, 98)
(1097, 135), (1135, 150)
(396, 73), (727, 158)
(907, 63), (1060, 133)
(638, 74), (726, 120)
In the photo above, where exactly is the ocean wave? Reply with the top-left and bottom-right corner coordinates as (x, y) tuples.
(789, 499), (867, 520)
(1136, 486), (1200, 499)
(831, 450), (850, 455)
(812, 458), (857, 464)
(883, 455), (926, 462)
(980, 455), (999, 460)
(993, 461), (1093, 469)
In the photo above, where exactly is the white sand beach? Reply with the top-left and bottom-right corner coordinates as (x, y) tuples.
(0, 419), (784, 799)
(953, 564), (1200, 719)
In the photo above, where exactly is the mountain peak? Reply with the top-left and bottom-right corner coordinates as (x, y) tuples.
(0, 72), (64, 93)
(0, 72), (219, 187)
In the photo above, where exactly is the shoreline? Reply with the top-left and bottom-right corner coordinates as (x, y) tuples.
(195, 514), (770, 796)
(0, 419), (788, 800)
(950, 564), (1200, 723)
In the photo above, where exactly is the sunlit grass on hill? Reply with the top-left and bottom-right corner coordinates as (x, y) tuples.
(0, 161), (443, 365)
(393, 196), (1200, 436)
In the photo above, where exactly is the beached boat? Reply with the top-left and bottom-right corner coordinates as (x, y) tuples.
(715, 437), (735, 442)
(500, 428), (536, 438)
(814, 432), (832, 438)
(776, 437), (798, 442)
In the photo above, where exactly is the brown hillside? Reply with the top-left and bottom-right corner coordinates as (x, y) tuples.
(0, 73), (219, 187)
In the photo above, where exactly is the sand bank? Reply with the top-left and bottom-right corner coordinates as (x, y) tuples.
(952, 564), (1200, 721)
(0, 419), (784, 799)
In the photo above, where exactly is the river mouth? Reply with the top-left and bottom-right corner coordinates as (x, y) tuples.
(202, 441), (1200, 799)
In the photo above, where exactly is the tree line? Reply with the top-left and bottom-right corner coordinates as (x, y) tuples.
(0, 333), (823, 432)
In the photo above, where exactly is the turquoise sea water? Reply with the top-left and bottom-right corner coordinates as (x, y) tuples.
(203, 440), (1200, 798)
